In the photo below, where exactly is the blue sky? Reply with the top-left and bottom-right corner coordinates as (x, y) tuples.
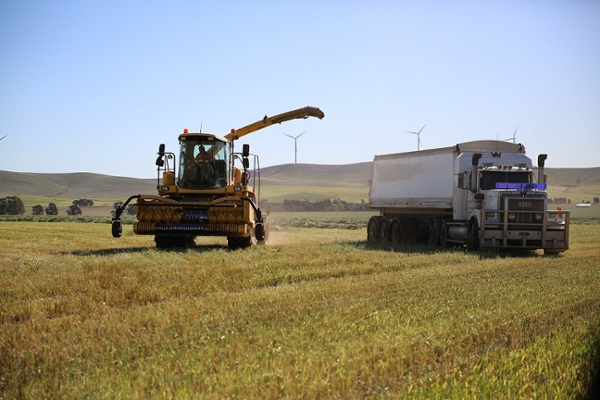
(1, 0), (599, 178)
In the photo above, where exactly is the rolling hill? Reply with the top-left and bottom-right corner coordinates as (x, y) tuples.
(1, 164), (599, 205)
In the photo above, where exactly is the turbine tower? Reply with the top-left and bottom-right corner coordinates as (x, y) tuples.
(406, 124), (426, 151)
(283, 130), (306, 164)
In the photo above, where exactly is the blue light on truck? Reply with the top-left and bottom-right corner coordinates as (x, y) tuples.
(495, 183), (547, 190)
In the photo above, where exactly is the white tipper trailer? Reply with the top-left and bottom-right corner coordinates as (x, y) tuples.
(367, 140), (569, 254)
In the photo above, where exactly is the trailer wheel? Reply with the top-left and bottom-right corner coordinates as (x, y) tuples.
(466, 219), (480, 251)
(389, 218), (402, 243)
(429, 219), (441, 247)
(379, 217), (391, 242)
(440, 221), (449, 248)
(367, 216), (380, 241)
(400, 218), (418, 244)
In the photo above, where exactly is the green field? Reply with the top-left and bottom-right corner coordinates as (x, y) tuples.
(1, 218), (599, 398)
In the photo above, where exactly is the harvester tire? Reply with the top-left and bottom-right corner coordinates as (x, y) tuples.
(228, 236), (252, 250)
(155, 236), (196, 249)
(112, 220), (122, 238)
(255, 220), (269, 245)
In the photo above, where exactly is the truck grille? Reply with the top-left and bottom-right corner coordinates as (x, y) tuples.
(504, 197), (545, 224)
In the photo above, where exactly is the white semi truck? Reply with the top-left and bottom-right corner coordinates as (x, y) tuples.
(367, 140), (569, 254)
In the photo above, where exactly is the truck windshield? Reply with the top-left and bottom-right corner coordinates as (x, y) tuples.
(480, 171), (531, 190)
(178, 138), (228, 189)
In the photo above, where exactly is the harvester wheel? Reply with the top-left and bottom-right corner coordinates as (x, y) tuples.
(154, 236), (195, 249)
(255, 219), (270, 245)
(228, 236), (252, 250)
(112, 220), (122, 238)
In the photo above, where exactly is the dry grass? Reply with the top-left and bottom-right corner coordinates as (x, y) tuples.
(1, 221), (599, 398)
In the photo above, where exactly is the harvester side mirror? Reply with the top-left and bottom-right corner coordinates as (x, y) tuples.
(242, 144), (250, 157)
(155, 143), (166, 167)
(243, 158), (250, 169)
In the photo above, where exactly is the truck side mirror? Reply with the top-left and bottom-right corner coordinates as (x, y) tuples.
(471, 153), (482, 191)
(242, 144), (250, 157)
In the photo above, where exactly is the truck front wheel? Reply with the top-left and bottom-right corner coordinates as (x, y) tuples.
(466, 220), (480, 251)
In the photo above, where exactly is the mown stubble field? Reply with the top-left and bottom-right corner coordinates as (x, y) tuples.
(1, 219), (599, 399)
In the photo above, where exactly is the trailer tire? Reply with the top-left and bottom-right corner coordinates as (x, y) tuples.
(367, 216), (380, 241)
(401, 218), (418, 244)
(389, 218), (402, 243)
(440, 221), (449, 248)
(379, 217), (391, 242)
(429, 219), (441, 247)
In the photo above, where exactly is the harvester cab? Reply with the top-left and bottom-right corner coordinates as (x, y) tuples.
(112, 106), (324, 249)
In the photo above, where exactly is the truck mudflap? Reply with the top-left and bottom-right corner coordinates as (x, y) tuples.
(479, 209), (570, 252)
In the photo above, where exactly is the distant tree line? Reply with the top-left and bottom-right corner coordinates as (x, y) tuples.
(0, 196), (98, 216)
(260, 198), (369, 212)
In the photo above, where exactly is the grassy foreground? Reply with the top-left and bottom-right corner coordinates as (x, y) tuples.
(1, 221), (599, 399)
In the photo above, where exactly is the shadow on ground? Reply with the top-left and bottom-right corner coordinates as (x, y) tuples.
(346, 240), (560, 259)
(59, 244), (229, 257)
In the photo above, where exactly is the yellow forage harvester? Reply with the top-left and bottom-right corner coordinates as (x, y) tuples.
(112, 106), (324, 249)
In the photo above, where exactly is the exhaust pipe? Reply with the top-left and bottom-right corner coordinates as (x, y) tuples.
(537, 154), (547, 184)
(471, 153), (482, 191)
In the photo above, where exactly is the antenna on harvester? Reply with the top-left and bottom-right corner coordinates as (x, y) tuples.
(0, 135), (7, 142)
(283, 130), (305, 164)
(406, 124), (426, 151)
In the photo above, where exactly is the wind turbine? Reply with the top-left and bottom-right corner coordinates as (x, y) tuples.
(283, 130), (305, 164)
(504, 126), (518, 143)
(406, 124), (426, 151)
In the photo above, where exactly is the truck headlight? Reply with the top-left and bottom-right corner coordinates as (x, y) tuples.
(547, 213), (565, 224)
(534, 213), (543, 222)
(485, 212), (497, 222)
(508, 212), (517, 221)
